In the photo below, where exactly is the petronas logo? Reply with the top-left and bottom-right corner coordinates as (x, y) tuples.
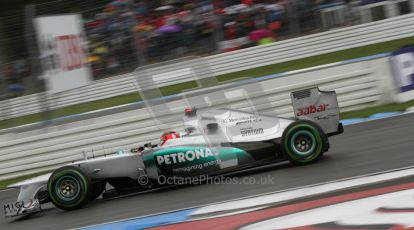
(156, 148), (218, 165)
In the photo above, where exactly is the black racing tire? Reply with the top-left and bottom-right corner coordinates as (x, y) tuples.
(47, 166), (92, 211)
(281, 120), (328, 165)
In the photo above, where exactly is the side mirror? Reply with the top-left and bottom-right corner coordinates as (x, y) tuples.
(184, 107), (197, 117)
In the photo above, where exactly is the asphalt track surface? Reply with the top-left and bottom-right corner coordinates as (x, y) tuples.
(1, 113), (414, 230)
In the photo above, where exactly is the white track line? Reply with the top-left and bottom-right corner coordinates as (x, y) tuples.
(192, 165), (414, 216)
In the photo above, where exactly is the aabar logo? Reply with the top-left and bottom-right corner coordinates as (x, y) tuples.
(156, 148), (218, 165)
(296, 104), (329, 116)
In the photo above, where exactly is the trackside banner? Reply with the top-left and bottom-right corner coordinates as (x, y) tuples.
(35, 14), (92, 94)
(390, 45), (414, 102)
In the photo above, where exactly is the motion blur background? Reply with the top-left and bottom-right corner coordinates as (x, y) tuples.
(1, 0), (414, 205)
(2, 2), (414, 229)
(1, 0), (412, 98)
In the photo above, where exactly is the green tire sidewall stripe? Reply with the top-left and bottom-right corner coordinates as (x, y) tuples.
(48, 169), (89, 208)
(284, 123), (323, 163)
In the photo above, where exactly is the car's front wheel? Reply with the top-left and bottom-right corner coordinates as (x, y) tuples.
(47, 166), (92, 211)
(281, 120), (328, 165)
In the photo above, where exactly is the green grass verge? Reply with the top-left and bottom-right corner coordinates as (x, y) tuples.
(1, 36), (413, 130)
(217, 36), (414, 81)
(340, 100), (414, 119)
(0, 81), (199, 130)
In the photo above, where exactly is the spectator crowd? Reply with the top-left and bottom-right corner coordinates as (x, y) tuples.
(84, 0), (387, 78)
(1, 60), (29, 97)
(1, 0), (402, 97)
(84, 0), (305, 78)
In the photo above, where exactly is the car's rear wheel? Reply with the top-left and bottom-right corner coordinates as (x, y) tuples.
(47, 166), (92, 211)
(281, 120), (328, 165)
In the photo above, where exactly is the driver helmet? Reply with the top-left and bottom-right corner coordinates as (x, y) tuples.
(160, 131), (180, 146)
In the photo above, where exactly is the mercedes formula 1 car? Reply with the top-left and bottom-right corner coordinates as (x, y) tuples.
(3, 87), (343, 217)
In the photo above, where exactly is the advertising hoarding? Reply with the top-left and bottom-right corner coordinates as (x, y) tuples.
(390, 45), (414, 102)
(35, 14), (92, 94)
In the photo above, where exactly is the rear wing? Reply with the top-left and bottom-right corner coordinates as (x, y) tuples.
(291, 87), (343, 136)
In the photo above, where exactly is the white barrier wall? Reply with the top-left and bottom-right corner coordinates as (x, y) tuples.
(0, 56), (394, 180)
(1, 13), (414, 120)
(360, 0), (414, 23)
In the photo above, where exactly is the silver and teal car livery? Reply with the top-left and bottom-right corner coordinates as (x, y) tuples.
(3, 87), (343, 217)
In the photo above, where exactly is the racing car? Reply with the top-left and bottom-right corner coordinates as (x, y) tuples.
(3, 87), (343, 217)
